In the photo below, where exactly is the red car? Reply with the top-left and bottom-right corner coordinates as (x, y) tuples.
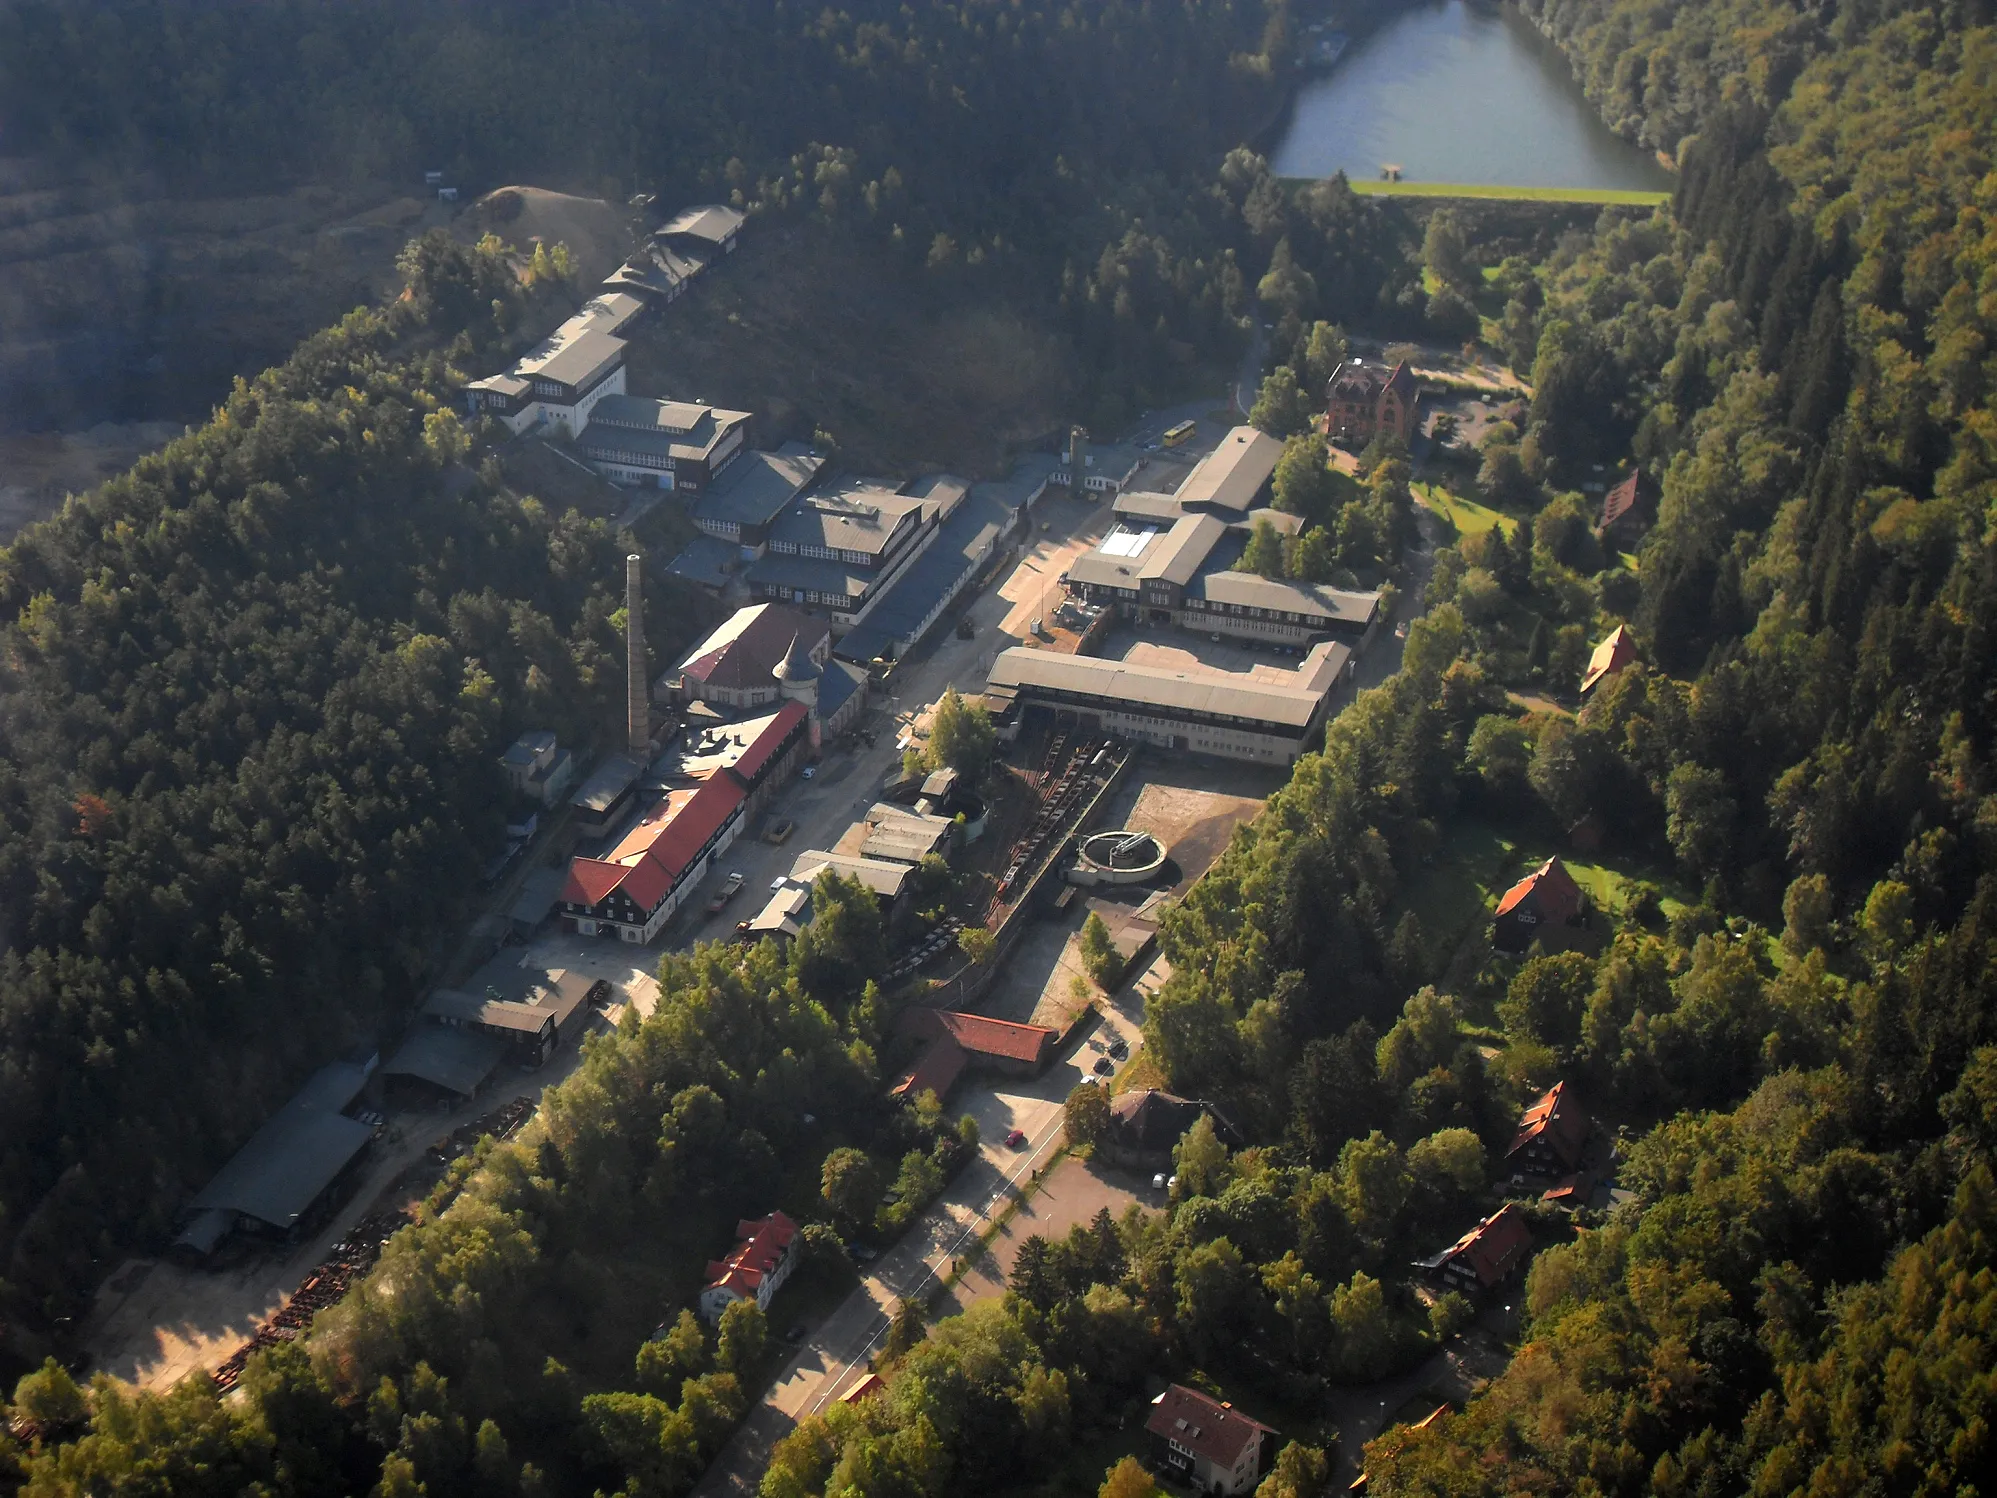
(1005, 1128), (1027, 1148)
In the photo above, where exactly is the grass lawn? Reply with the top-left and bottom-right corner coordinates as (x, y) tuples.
(1345, 181), (1671, 205)
(1414, 479), (1518, 540)
(1400, 817), (1694, 955)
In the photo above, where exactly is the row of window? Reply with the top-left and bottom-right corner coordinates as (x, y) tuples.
(584, 446), (677, 471)
(771, 541), (882, 566)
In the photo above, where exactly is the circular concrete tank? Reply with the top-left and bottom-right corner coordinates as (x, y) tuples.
(1068, 828), (1169, 886)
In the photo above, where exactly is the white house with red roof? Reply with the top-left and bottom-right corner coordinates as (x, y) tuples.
(699, 1211), (800, 1323)
(558, 700), (813, 942)
(1144, 1385), (1276, 1495)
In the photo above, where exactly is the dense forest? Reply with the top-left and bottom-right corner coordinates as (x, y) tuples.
(6, 0), (1997, 1494)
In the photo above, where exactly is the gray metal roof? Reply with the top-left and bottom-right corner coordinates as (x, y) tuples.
(667, 534), (740, 589)
(1175, 426), (1283, 514)
(423, 989), (556, 1036)
(1113, 490), (1186, 524)
(746, 553), (875, 602)
(577, 291), (648, 337)
(658, 203), (745, 244)
(1195, 571), (1380, 625)
(987, 647), (1333, 729)
(580, 400), (750, 463)
(825, 487), (1014, 654)
(1139, 514), (1227, 586)
(186, 1063), (376, 1228)
(768, 481), (926, 557)
(514, 321), (626, 391)
(590, 394), (747, 437)
(696, 449), (823, 530)
(790, 850), (914, 897)
(383, 1026), (507, 1098)
(571, 753), (643, 814)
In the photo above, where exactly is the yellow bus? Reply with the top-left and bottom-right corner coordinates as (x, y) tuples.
(1162, 419), (1196, 448)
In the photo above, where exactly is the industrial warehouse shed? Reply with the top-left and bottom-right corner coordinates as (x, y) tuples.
(172, 1058), (380, 1259)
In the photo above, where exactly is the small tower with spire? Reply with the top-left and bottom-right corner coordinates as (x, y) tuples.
(772, 630), (822, 751)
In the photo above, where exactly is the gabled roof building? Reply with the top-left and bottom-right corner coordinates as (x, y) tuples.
(1492, 856), (1586, 952)
(1144, 1385), (1277, 1496)
(699, 1210), (798, 1323)
(1420, 1204), (1534, 1292)
(665, 604), (830, 710)
(1506, 1081), (1590, 1178)
(1581, 624), (1637, 694)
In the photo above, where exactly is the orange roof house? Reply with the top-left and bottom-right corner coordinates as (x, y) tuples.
(1506, 1081), (1590, 1176)
(1580, 624), (1637, 694)
(1422, 1204), (1533, 1291)
(1492, 856), (1585, 953)
(699, 1211), (800, 1322)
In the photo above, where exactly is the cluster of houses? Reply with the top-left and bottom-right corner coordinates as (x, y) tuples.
(458, 199), (1060, 666)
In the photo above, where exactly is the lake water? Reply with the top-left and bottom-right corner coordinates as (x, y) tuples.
(1271, 1), (1671, 190)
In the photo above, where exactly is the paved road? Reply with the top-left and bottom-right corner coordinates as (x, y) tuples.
(693, 1003), (1146, 1497)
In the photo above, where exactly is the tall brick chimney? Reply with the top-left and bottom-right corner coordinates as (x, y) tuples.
(625, 554), (648, 759)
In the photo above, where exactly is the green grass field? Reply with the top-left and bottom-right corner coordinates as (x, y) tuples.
(1343, 180), (1671, 205)
(1414, 479), (1518, 539)
(1398, 817), (1693, 958)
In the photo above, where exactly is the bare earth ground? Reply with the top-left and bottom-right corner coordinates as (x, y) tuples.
(977, 755), (1281, 1032)
(0, 420), (183, 540)
(84, 1017), (617, 1391)
(457, 186), (633, 287)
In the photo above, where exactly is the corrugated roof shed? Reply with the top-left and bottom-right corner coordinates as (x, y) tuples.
(987, 648), (1331, 730)
(1174, 426), (1283, 514)
(187, 1063), (376, 1229)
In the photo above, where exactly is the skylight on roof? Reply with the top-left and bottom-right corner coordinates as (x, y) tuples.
(1098, 526), (1157, 559)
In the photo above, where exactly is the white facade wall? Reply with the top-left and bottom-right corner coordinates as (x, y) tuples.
(1046, 701), (1309, 764)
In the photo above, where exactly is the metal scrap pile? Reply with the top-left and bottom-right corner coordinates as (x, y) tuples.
(210, 1211), (406, 1391)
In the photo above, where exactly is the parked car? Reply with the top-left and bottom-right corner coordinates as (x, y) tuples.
(801, 766), (816, 780)
(1152, 1172), (1168, 1191)
(764, 820), (795, 845)
(1092, 1057), (1115, 1076)
(1107, 1039), (1129, 1060)
(1005, 1128), (1027, 1148)
(704, 870), (746, 915)
(784, 1323), (808, 1343)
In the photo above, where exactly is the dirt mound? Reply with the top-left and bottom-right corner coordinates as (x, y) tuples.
(461, 186), (631, 287)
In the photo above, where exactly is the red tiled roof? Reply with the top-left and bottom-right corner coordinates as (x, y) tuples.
(896, 1007), (1059, 1064)
(648, 776), (745, 880)
(560, 777), (745, 916)
(890, 1035), (969, 1102)
(1507, 1080), (1590, 1168)
(1581, 624), (1637, 693)
(1599, 471), (1652, 530)
(1443, 1205), (1533, 1287)
(728, 700), (808, 788)
(560, 857), (628, 907)
(840, 1373), (885, 1404)
(936, 1010), (1058, 1064)
(1145, 1385), (1274, 1470)
(681, 605), (825, 690)
(1494, 857), (1583, 925)
(704, 1210), (799, 1296)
